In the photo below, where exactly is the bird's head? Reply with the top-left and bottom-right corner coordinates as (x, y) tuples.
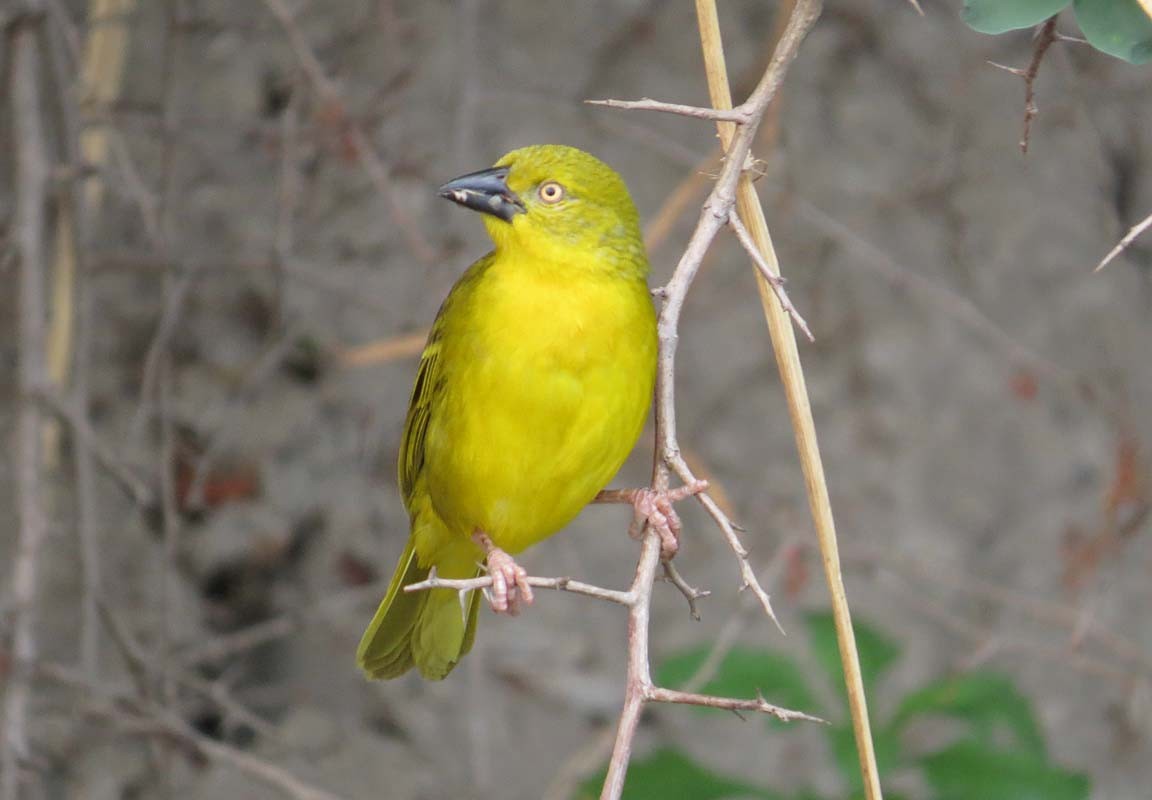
(438, 145), (647, 275)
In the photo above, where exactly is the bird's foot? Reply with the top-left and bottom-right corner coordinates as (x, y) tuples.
(595, 480), (709, 560)
(472, 530), (534, 616)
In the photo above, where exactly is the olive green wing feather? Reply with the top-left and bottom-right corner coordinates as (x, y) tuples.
(397, 252), (494, 507)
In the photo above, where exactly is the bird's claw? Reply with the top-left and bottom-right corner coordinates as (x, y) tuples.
(625, 480), (709, 560)
(475, 537), (534, 616)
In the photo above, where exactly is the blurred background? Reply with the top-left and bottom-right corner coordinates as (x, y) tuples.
(2, 0), (1151, 798)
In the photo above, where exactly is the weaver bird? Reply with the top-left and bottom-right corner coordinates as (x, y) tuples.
(357, 145), (704, 680)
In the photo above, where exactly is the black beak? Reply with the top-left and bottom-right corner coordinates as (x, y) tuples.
(438, 166), (525, 222)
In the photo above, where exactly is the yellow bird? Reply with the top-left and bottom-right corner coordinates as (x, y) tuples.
(357, 145), (695, 681)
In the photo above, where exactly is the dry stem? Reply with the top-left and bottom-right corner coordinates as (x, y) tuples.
(692, 0), (883, 797)
(3, 8), (50, 798)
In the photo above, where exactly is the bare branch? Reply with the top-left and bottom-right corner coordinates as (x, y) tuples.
(261, 0), (437, 263)
(989, 17), (1058, 154)
(661, 562), (710, 620)
(177, 582), (388, 667)
(647, 686), (826, 724)
(1096, 208), (1152, 272)
(37, 664), (346, 800)
(3, 10), (50, 798)
(586, 97), (751, 123)
(37, 388), (155, 507)
(667, 453), (784, 634)
(728, 212), (814, 342)
(403, 568), (635, 607)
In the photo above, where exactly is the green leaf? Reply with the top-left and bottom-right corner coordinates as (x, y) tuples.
(827, 723), (902, 795)
(1074, 0), (1152, 64)
(656, 646), (818, 721)
(893, 672), (1045, 759)
(574, 749), (782, 800)
(921, 741), (1090, 800)
(961, 0), (1069, 34)
(804, 612), (900, 701)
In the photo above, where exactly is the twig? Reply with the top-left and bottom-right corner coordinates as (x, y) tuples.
(682, 538), (801, 693)
(987, 16), (1058, 154)
(337, 329), (428, 367)
(3, 8), (50, 799)
(586, 97), (751, 123)
(1095, 208), (1152, 272)
(37, 663), (346, 800)
(95, 599), (282, 743)
(667, 453), (783, 634)
(728, 211), (814, 342)
(261, 0), (437, 263)
(661, 562), (710, 620)
(404, 568), (635, 607)
(129, 0), (192, 441)
(182, 329), (300, 509)
(176, 581), (388, 667)
(792, 197), (1089, 397)
(647, 687), (825, 723)
(37, 388), (155, 507)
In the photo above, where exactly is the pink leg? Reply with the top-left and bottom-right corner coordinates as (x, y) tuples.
(594, 480), (709, 560)
(472, 530), (534, 616)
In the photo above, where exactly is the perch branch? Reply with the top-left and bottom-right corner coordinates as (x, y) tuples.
(591, 1), (827, 797)
(404, 569), (636, 607)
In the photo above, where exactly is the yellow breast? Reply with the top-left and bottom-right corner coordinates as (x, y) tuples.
(423, 252), (656, 554)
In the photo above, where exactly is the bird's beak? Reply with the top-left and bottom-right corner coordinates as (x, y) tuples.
(438, 166), (526, 222)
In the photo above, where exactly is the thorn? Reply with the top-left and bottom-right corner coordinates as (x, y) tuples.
(987, 61), (1027, 78)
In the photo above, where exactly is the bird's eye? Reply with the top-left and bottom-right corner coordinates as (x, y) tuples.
(537, 181), (566, 204)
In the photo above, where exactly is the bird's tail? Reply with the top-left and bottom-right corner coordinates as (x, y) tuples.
(356, 537), (482, 680)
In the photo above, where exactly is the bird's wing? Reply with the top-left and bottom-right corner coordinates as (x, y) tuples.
(397, 252), (493, 507)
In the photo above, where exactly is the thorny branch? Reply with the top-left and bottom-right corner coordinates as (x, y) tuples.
(599, 1), (826, 796)
(988, 16), (1058, 154)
